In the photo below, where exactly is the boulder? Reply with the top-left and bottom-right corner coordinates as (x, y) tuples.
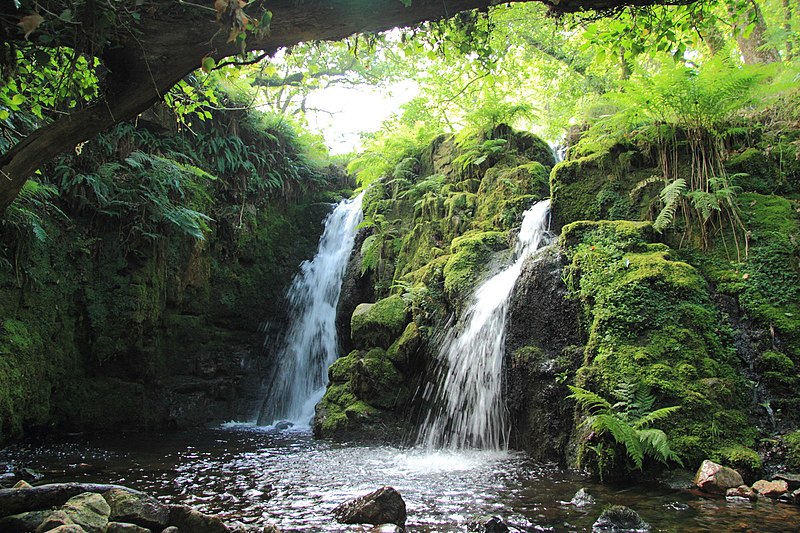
(0, 510), (47, 533)
(792, 488), (800, 505)
(36, 510), (75, 533)
(262, 524), (281, 533)
(570, 488), (595, 508)
(693, 460), (744, 494)
(168, 504), (229, 533)
(592, 506), (651, 532)
(752, 479), (789, 498)
(350, 296), (409, 350)
(47, 526), (86, 533)
(61, 492), (111, 533)
(161, 527), (179, 533)
(103, 488), (169, 530)
(774, 472), (800, 491)
(332, 486), (407, 527)
(466, 516), (510, 532)
(725, 485), (757, 501)
(106, 523), (151, 533)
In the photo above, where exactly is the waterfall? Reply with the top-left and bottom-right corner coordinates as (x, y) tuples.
(257, 192), (364, 427)
(419, 200), (552, 449)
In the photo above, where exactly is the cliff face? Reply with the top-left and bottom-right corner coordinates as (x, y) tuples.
(0, 111), (345, 442)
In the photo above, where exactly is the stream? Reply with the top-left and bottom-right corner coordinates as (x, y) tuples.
(2, 424), (799, 532)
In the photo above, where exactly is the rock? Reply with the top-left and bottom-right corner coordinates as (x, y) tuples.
(332, 486), (407, 527)
(273, 420), (293, 431)
(106, 523), (152, 533)
(592, 506), (651, 532)
(12, 480), (33, 489)
(570, 488), (595, 508)
(61, 492), (111, 533)
(47, 526), (87, 533)
(693, 460), (744, 494)
(262, 524), (281, 533)
(168, 504), (229, 533)
(161, 527), (180, 533)
(774, 472), (800, 491)
(752, 479), (789, 498)
(792, 488), (800, 505)
(725, 485), (757, 501)
(36, 510), (75, 533)
(0, 510), (47, 533)
(103, 487), (169, 529)
(466, 516), (510, 532)
(350, 296), (409, 350)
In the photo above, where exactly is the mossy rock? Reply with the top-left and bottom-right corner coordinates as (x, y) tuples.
(328, 350), (361, 383)
(387, 322), (422, 371)
(726, 148), (778, 194)
(350, 295), (409, 350)
(711, 445), (762, 480)
(443, 231), (507, 299)
(351, 348), (406, 409)
(784, 431), (800, 470)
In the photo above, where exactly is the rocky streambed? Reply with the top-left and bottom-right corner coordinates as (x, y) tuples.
(2, 425), (800, 532)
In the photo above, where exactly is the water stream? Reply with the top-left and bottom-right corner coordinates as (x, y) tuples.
(256, 192), (364, 427)
(419, 200), (552, 450)
(3, 426), (798, 532)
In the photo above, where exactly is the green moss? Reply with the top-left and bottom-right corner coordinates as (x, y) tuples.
(784, 431), (800, 470)
(563, 222), (754, 470)
(760, 351), (795, 373)
(350, 295), (409, 350)
(328, 350), (360, 383)
(443, 231), (507, 299)
(711, 445), (762, 474)
(726, 148), (777, 194)
(386, 322), (422, 370)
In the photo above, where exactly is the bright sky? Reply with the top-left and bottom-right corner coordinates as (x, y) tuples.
(304, 81), (418, 155)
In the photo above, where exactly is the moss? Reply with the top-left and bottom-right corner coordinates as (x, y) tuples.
(711, 445), (762, 475)
(443, 230), (507, 299)
(784, 430), (800, 470)
(726, 148), (778, 194)
(352, 348), (405, 408)
(328, 350), (360, 383)
(386, 322), (422, 370)
(350, 295), (409, 350)
(564, 222), (754, 471)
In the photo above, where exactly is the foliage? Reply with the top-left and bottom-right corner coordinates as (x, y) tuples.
(569, 383), (682, 476)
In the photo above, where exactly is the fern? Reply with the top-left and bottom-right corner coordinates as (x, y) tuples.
(569, 383), (682, 476)
(653, 178), (686, 232)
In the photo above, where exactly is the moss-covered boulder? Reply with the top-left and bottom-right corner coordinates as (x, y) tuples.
(443, 231), (507, 301)
(350, 295), (409, 350)
(562, 220), (755, 471)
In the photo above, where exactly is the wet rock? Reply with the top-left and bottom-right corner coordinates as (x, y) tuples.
(106, 522), (152, 533)
(161, 527), (179, 533)
(0, 510), (47, 532)
(168, 504), (229, 533)
(332, 486), (407, 527)
(350, 296), (409, 350)
(592, 506), (651, 532)
(752, 479), (789, 498)
(62, 492), (111, 533)
(693, 460), (744, 494)
(273, 420), (293, 431)
(12, 480), (33, 489)
(792, 488), (800, 505)
(262, 524), (281, 533)
(726, 485), (757, 501)
(570, 488), (595, 508)
(774, 472), (800, 491)
(47, 526), (87, 533)
(36, 510), (75, 532)
(103, 487), (169, 529)
(466, 516), (510, 532)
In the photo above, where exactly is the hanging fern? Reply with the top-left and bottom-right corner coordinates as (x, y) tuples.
(653, 178), (686, 232)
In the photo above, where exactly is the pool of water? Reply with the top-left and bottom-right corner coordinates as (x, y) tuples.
(2, 424), (798, 531)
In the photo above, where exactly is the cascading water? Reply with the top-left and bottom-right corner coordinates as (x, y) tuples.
(257, 192), (364, 427)
(419, 200), (552, 449)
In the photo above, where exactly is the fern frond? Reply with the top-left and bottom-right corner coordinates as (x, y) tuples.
(589, 413), (644, 470)
(568, 385), (613, 414)
(653, 178), (686, 232)
(637, 428), (683, 466)
(633, 405), (681, 429)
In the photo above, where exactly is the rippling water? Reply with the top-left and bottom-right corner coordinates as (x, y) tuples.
(2, 425), (799, 532)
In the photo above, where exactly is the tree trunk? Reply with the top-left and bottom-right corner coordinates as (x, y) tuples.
(730, 1), (782, 65)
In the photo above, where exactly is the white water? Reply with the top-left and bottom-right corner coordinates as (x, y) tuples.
(257, 192), (364, 427)
(419, 200), (552, 450)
